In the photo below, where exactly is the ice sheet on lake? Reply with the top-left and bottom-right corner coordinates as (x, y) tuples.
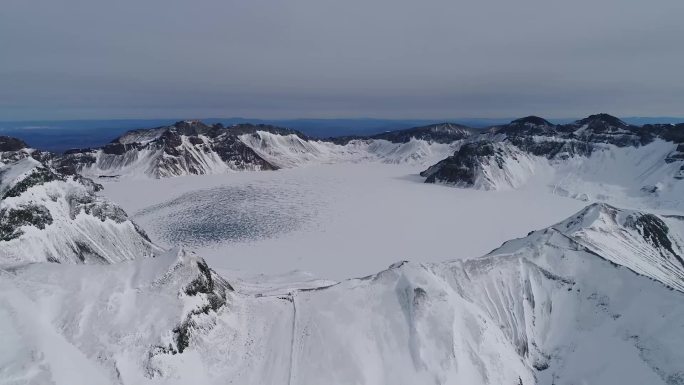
(133, 183), (322, 247)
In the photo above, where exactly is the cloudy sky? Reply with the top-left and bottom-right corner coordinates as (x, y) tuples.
(1, 0), (683, 120)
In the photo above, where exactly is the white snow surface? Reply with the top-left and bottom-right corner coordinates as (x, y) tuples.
(100, 137), (684, 280)
(78, 135), (249, 179)
(446, 141), (551, 191)
(1, 205), (683, 385)
(78, 130), (459, 179)
(101, 162), (586, 279)
(2, 132), (684, 384)
(550, 203), (684, 291)
(549, 140), (684, 209)
(239, 131), (459, 168)
(428, 140), (683, 203)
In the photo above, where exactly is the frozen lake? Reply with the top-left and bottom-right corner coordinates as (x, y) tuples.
(101, 162), (586, 280)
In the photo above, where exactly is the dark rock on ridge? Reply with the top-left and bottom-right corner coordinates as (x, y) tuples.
(423, 114), (684, 186)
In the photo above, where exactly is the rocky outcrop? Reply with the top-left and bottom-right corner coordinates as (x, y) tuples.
(423, 114), (684, 189)
(420, 141), (542, 189)
(420, 142), (500, 185)
(0, 156), (158, 264)
(52, 121), (298, 178)
(0, 136), (28, 152)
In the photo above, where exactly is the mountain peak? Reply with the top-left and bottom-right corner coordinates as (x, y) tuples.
(368, 122), (474, 144)
(170, 120), (214, 134)
(174, 119), (205, 126)
(510, 116), (553, 127)
(575, 113), (628, 129)
(551, 203), (684, 291)
(0, 136), (29, 152)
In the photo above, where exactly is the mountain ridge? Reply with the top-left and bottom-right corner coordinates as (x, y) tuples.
(422, 113), (684, 196)
(2, 203), (683, 384)
(0, 156), (158, 265)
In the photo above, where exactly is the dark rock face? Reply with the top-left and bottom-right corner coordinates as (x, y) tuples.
(1, 166), (63, 199)
(657, 123), (684, 144)
(510, 116), (554, 127)
(0, 156), (154, 263)
(68, 193), (129, 223)
(0, 204), (53, 241)
(0, 136), (28, 152)
(489, 113), (651, 151)
(211, 135), (278, 171)
(102, 142), (142, 155)
(420, 142), (501, 185)
(624, 213), (684, 267)
(666, 144), (684, 164)
(0, 136), (52, 165)
(185, 259), (234, 301)
(506, 137), (594, 159)
(575, 113), (629, 132)
(164, 257), (233, 354)
(52, 152), (97, 176)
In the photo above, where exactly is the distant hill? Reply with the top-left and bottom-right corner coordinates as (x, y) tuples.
(1, 116), (683, 152)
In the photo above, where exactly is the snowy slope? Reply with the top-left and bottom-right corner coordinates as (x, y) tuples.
(421, 115), (684, 207)
(0, 136), (52, 168)
(1, 203), (683, 384)
(78, 136), (247, 178)
(237, 132), (368, 167)
(420, 141), (549, 190)
(423, 137), (683, 209)
(100, 161), (586, 280)
(48, 115), (682, 186)
(0, 248), (233, 384)
(67, 133), (272, 179)
(549, 139), (684, 206)
(52, 120), (466, 179)
(2, 116), (683, 384)
(54, 121), (280, 179)
(550, 203), (684, 290)
(240, 131), (458, 168)
(0, 157), (157, 265)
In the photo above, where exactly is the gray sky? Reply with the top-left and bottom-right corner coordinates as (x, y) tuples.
(1, 0), (683, 120)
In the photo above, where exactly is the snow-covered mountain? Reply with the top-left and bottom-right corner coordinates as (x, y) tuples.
(2, 114), (683, 384)
(0, 156), (157, 265)
(335, 122), (477, 144)
(0, 135), (52, 167)
(52, 121), (471, 178)
(0, 248), (232, 384)
(240, 130), (459, 168)
(37, 115), (681, 189)
(2, 203), (683, 384)
(421, 114), (684, 204)
(420, 141), (546, 190)
(53, 121), (289, 178)
(0, 136), (29, 153)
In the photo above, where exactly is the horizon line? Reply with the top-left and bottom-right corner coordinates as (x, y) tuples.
(2, 114), (684, 124)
